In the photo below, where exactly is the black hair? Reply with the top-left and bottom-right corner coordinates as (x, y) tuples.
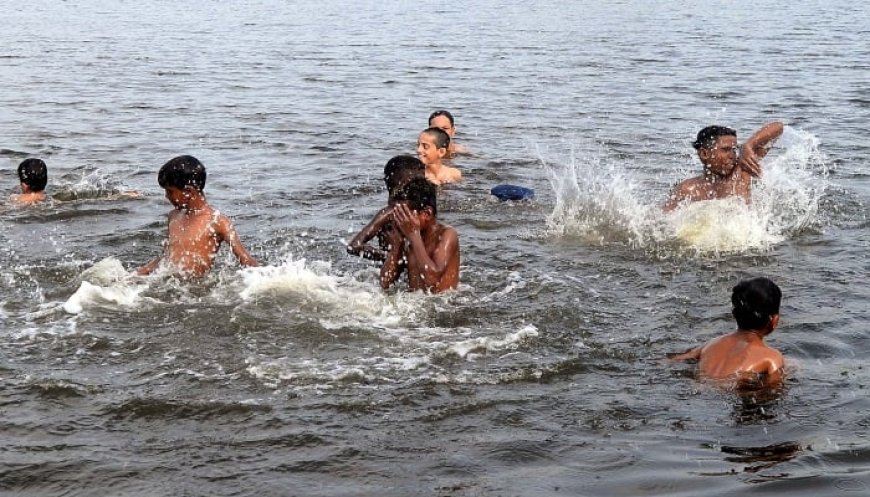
(422, 127), (451, 150)
(395, 177), (437, 217)
(384, 155), (425, 194)
(692, 125), (737, 150)
(18, 158), (48, 192)
(428, 109), (455, 127)
(731, 277), (782, 330)
(158, 155), (207, 191)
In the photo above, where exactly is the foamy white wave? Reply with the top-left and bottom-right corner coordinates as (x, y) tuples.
(245, 323), (540, 389)
(63, 257), (148, 314)
(63, 281), (148, 314)
(239, 256), (420, 327)
(447, 325), (540, 359)
(544, 126), (827, 253)
(668, 197), (781, 251)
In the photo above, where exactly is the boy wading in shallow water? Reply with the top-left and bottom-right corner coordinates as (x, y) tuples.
(10, 158), (48, 205)
(417, 127), (461, 186)
(346, 155), (425, 288)
(138, 155), (257, 277)
(669, 277), (785, 387)
(664, 121), (783, 211)
(384, 177), (460, 293)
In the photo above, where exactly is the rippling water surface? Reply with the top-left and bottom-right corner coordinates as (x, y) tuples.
(1, 1), (868, 495)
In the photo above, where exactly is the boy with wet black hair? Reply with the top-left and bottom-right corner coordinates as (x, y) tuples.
(10, 158), (48, 204)
(388, 177), (460, 293)
(138, 155), (257, 276)
(428, 109), (469, 157)
(347, 155), (425, 287)
(417, 127), (461, 186)
(664, 121), (783, 211)
(669, 277), (784, 385)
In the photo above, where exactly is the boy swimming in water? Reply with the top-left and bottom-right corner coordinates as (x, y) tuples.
(347, 155), (425, 288)
(669, 277), (784, 387)
(138, 155), (257, 276)
(417, 127), (462, 186)
(428, 109), (469, 157)
(664, 121), (783, 211)
(10, 158), (48, 205)
(385, 177), (460, 293)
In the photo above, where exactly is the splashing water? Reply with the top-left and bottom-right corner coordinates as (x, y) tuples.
(237, 255), (422, 328)
(52, 168), (140, 202)
(63, 257), (149, 314)
(543, 126), (827, 254)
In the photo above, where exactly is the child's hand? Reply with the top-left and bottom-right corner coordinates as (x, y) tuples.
(392, 203), (421, 236)
(738, 144), (762, 177)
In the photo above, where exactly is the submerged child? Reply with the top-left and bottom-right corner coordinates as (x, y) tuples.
(428, 109), (469, 157)
(664, 121), (783, 211)
(385, 177), (460, 293)
(417, 127), (461, 186)
(10, 158), (48, 205)
(669, 277), (785, 387)
(346, 155), (425, 288)
(138, 155), (257, 277)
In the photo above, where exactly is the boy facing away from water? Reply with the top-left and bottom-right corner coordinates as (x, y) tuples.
(429, 109), (469, 157)
(385, 177), (460, 293)
(10, 158), (48, 205)
(664, 121), (783, 211)
(347, 155), (425, 288)
(669, 277), (784, 386)
(138, 155), (257, 277)
(417, 127), (462, 186)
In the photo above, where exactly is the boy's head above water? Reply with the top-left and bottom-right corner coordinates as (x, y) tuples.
(158, 155), (207, 209)
(428, 110), (455, 137)
(693, 126), (738, 177)
(158, 155), (207, 192)
(732, 277), (782, 332)
(394, 177), (438, 218)
(417, 128), (450, 166)
(18, 158), (48, 193)
(384, 155), (425, 199)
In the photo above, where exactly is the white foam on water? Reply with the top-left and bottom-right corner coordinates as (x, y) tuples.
(246, 318), (542, 390)
(544, 126), (827, 254)
(446, 324), (540, 359)
(63, 257), (150, 314)
(238, 255), (421, 328)
(668, 197), (780, 252)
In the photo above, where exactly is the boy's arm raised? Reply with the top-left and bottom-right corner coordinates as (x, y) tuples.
(216, 215), (258, 268)
(347, 206), (392, 261)
(393, 204), (458, 292)
(378, 226), (406, 289)
(739, 121), (784, 177)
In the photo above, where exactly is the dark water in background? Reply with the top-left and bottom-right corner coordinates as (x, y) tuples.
(1, 1), (869, 495)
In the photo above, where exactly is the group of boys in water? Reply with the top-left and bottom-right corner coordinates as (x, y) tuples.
(7, 112), (787, 388)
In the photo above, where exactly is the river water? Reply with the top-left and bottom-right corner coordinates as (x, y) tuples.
(1, 1), (868, 495)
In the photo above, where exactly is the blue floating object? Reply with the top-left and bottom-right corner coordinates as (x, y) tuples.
(490, 184), (535, 201)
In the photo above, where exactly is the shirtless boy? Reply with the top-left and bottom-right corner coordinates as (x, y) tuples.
(138, 155), (257, 276)
(347, 155), (425, 288)
(664, 121), (783, 211)
(10, 158), (48, 205)
(417, 127), (462, 186)
(387, 177), (460, 293)
(669, 277), (784, 387)
(428, 109), (469, 157)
